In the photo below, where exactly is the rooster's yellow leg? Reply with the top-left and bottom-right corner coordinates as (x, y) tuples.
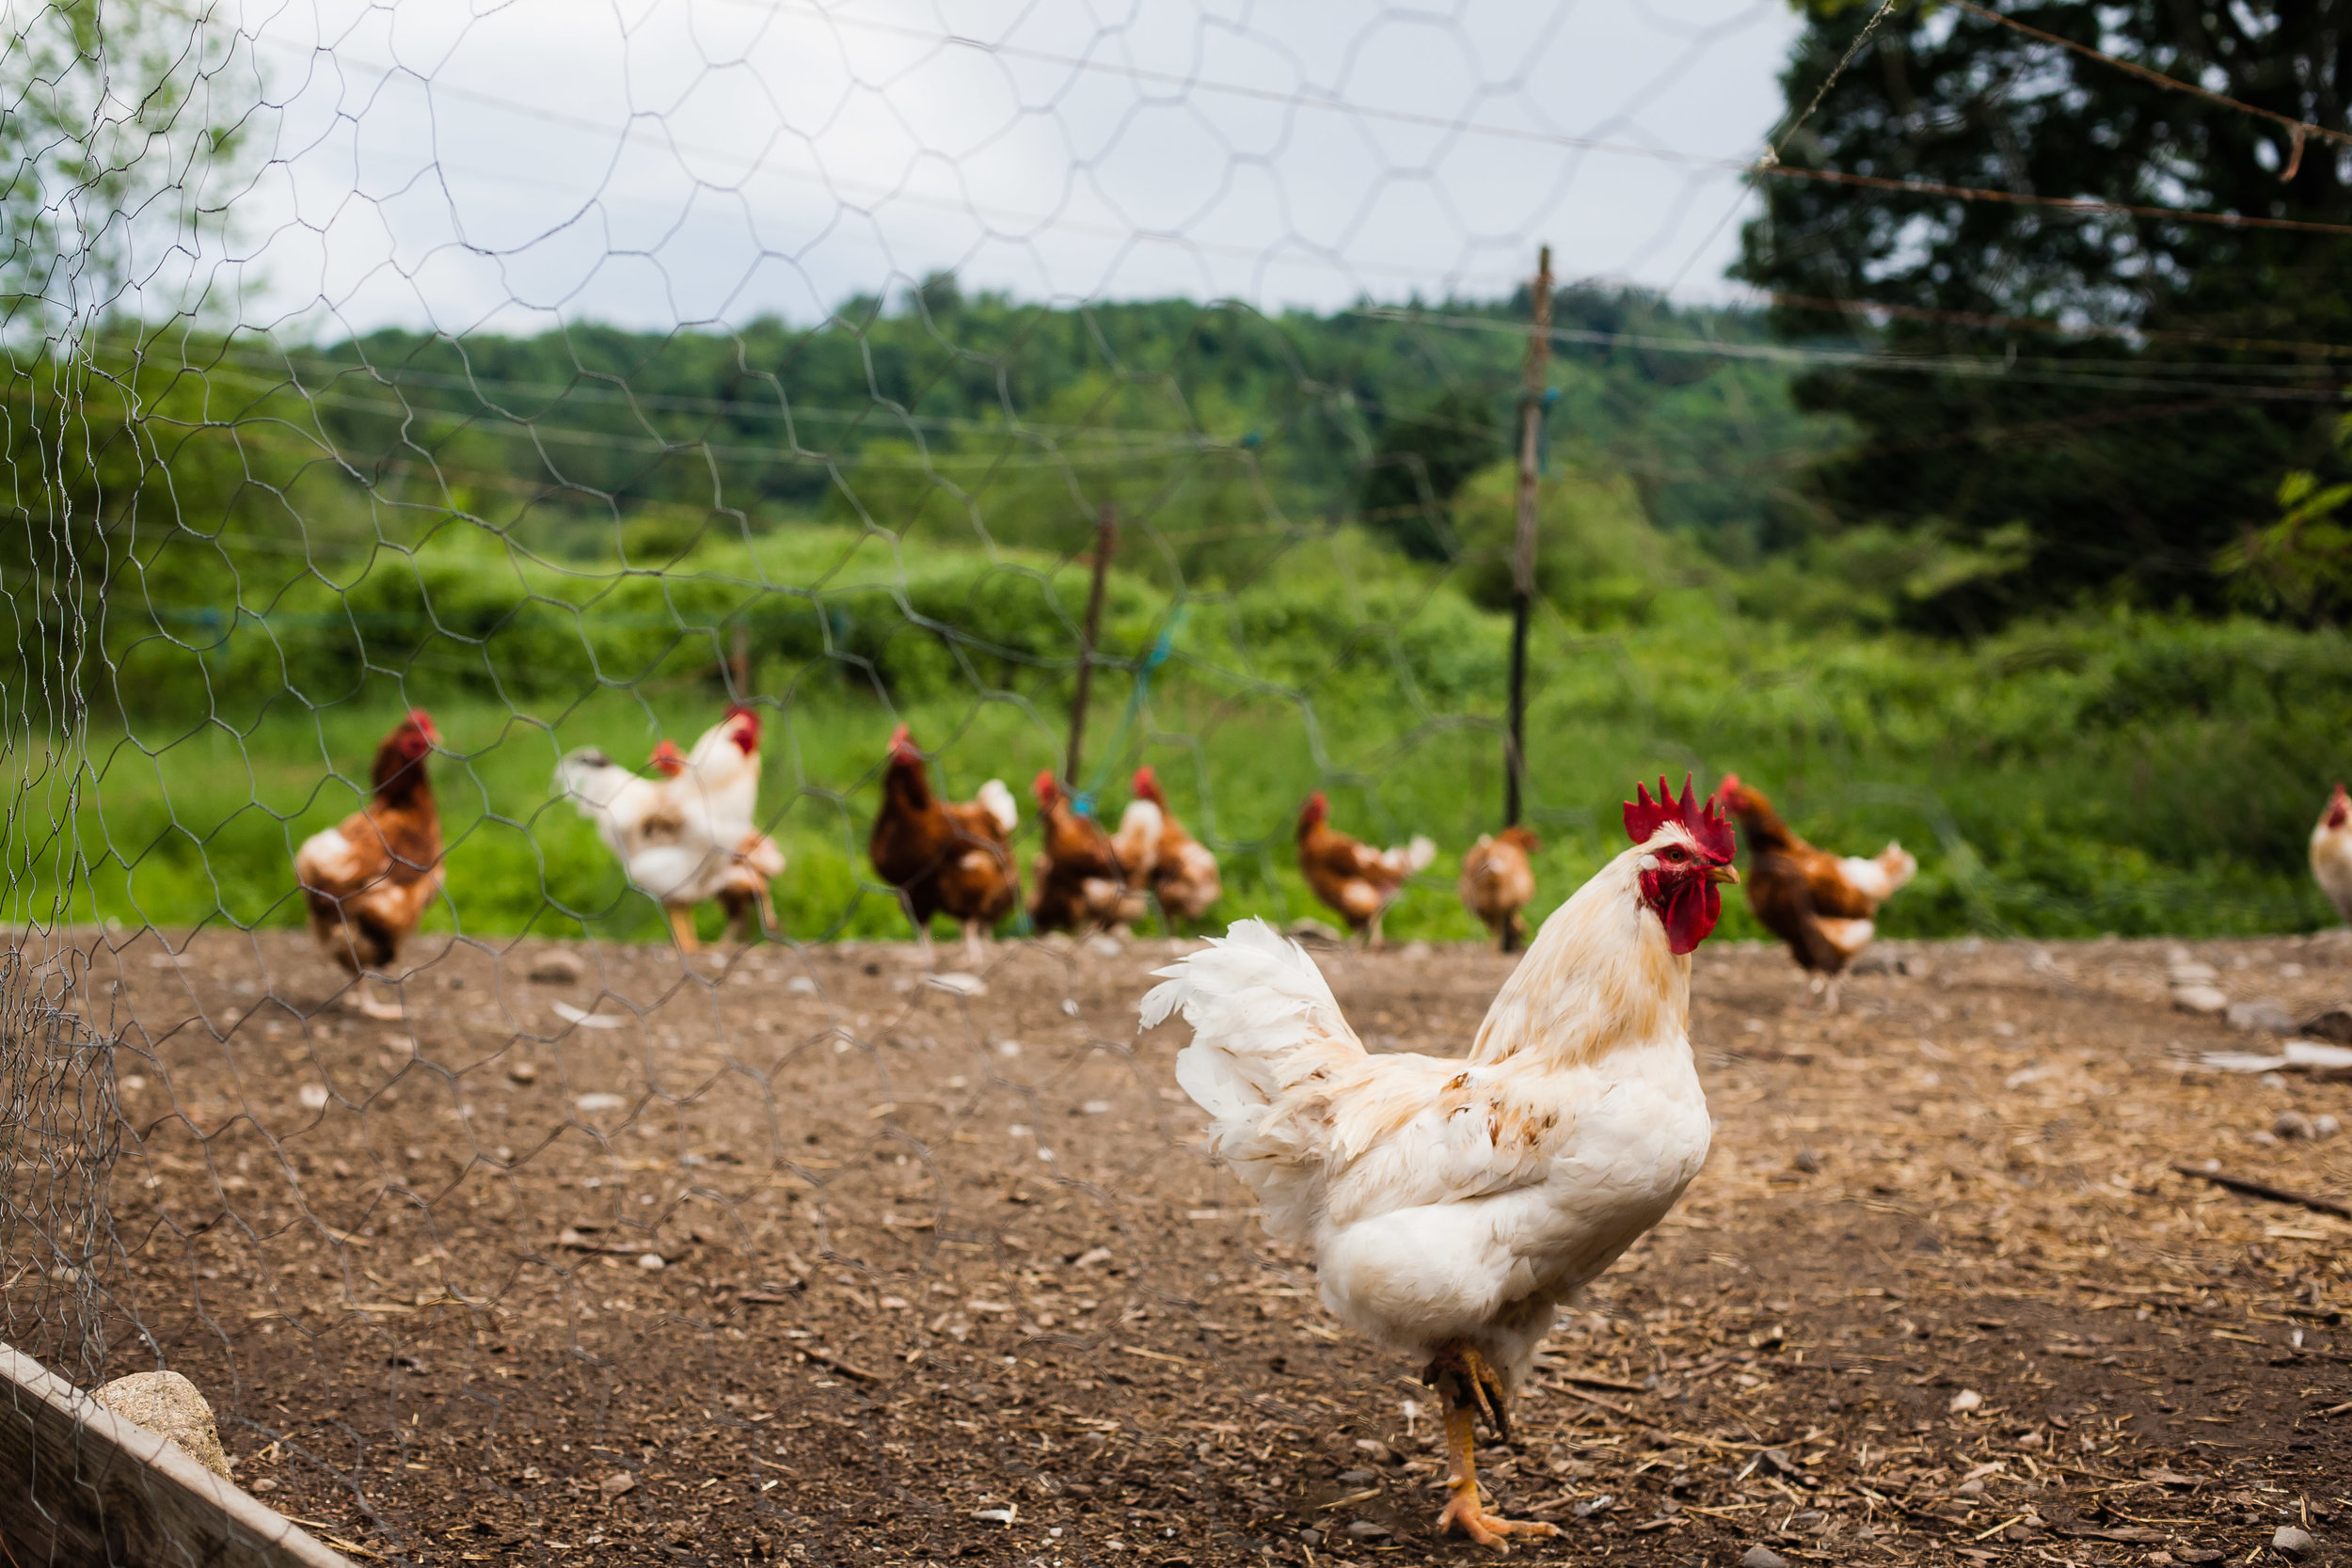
(1425, 1346), (1558, 1553)
(667, 906), (701, 953)
(1434, 1403), (1558, 1553)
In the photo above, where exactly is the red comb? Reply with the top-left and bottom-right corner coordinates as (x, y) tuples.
(1624, 773), (1735, 861)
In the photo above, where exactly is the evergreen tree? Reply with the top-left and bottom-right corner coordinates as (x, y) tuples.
(1736, 0), (2352, 630)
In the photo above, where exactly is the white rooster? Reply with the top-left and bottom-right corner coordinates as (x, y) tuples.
(1142, 776), (1739, 1549)
(559, 705), (784, 950)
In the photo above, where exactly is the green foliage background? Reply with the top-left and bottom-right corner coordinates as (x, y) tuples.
(32, 468), (2352, 948)
(9, 276), (2351, 952)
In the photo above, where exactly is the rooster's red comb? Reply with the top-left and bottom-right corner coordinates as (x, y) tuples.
(1624, 773), (1735, 861)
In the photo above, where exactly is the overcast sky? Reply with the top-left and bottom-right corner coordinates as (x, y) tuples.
(201, 0), (1803, 337)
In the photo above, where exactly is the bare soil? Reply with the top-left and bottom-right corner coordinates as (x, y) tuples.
(19, 927), (2352, 1567)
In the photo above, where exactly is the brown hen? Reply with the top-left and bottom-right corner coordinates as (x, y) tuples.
(1459, 825), (1539, 951)
(1030, 771), (1153, 934)
(867, 725), (1018, 965)
(1296, 791), (1433, 944)
(294, 710), (445, 1020)
(1127, 766), (1221, 927)
(1714, 773), (1915, 1010)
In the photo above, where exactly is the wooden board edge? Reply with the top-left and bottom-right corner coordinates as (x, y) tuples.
(0, 1342), (357, 1568)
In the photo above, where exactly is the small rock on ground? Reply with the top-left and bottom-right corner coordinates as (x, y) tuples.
(93, 1370), (229, 1478)
(2272, 1526), (2314, 1560)
(2228, 998), (2295, 1033)
(1742, 1547), (1788, 1568)
(2171, 984), (2230, 1015)
(527, 951), (584, 984)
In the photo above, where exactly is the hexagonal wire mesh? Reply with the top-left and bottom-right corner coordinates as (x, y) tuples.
(8, 0), (2352, 1561)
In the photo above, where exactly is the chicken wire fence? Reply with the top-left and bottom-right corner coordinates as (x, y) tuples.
(5, 0), (2346, 1560)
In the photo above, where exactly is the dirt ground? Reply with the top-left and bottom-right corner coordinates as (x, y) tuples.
(12, 925), (2352, 1567)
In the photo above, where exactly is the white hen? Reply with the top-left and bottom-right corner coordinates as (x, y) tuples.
(559, 705), (783, 949)
(1143, 775), (1739, 1549)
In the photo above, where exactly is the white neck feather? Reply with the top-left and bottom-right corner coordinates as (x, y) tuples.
(1467, 841), (1690, 1069)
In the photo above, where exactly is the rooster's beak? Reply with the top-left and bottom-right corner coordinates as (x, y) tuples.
(1705, 863), (1740, 885)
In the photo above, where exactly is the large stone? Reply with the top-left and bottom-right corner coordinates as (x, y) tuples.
(92, 1370), (229, 1478)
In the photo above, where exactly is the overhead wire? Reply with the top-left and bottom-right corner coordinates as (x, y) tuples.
(1951, 0), (2352, 175)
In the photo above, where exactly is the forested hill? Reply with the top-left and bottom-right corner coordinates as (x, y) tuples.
(288, 281), (1845, 568)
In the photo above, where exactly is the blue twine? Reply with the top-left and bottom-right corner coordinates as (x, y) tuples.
(1084, 609), (1185, 798)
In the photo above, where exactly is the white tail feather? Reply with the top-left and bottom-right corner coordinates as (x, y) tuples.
(1382, 834), (1436, 876)
(977, 778), (1018, 834)
(1141, 918), (1366, 1247)
(1113, 799), (1164, 879)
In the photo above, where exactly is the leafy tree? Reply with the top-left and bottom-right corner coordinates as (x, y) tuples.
(1736, 0), (2352, 631)
(1446, 459), (1689, 623)
(2221, 411), (2352, 618)
(3, 0), (260, 722)
(2, 0), (255, 325)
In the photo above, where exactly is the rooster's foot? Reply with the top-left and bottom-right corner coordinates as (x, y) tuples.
(1437, 1485), (1560, 1554)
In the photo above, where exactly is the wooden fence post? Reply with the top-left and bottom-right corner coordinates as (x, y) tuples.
(1067, 504), (1118, 786)
(1502, 245), (1553, 951)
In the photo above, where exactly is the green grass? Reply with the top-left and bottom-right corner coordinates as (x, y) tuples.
(25, 531), (2352, 946)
